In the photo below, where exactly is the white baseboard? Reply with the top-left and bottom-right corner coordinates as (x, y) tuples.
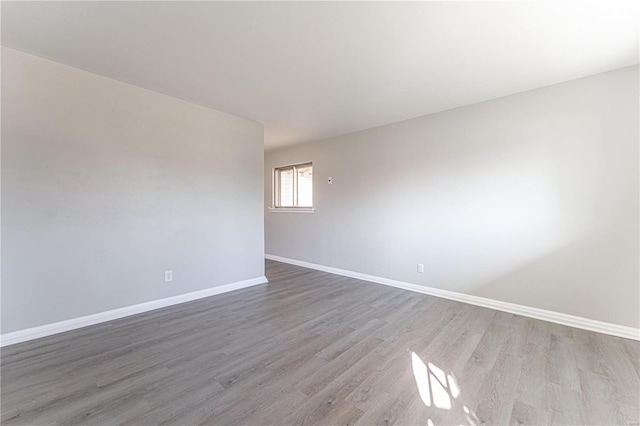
(0, 276), (268, 347)
(265, 254), (640, 341)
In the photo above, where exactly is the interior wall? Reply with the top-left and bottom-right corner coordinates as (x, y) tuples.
(265, 65), (639, 328)
(1, 47), (265, 334)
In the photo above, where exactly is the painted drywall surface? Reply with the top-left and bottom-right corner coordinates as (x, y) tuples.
(1, 47), (264, 334)
(265, 66), (639, 328)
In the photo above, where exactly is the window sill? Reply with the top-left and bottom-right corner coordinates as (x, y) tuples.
(268, 207), (315, 213)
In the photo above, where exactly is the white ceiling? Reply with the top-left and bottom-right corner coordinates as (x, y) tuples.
(2, 1), (638, 150)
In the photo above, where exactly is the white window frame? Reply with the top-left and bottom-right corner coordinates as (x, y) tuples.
(270, 162), (314, 213)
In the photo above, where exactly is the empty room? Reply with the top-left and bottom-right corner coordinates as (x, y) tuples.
(1, 1), (638, 425)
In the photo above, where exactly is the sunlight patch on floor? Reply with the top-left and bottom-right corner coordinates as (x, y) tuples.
(411, 351), (480, 426)
(411, 352), (458, 410)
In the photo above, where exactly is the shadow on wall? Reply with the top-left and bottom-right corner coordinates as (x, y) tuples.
(471, 228), (639, 326)
(365, 124), (637, 325)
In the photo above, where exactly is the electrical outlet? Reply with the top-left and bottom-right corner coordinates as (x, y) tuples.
(165, 270), (173, 282)
(417, 264), (424, 273)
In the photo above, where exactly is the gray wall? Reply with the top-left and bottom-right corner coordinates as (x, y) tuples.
(265, 66), (639, 328)
(1, 47), (265, 333)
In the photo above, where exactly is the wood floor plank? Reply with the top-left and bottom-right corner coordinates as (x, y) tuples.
(353, 392), (408, 426)
(548, 333), (581, 392)
(473, 351), (522, 425)
(509, 399), (553, 425)
(1, 259), (638, 425)
(547, 383), (586, 426)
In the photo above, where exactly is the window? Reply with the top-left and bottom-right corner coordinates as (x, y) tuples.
(273, 162), (313, 210)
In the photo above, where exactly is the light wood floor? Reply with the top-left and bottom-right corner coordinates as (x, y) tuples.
(2, 260), (639, 425)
